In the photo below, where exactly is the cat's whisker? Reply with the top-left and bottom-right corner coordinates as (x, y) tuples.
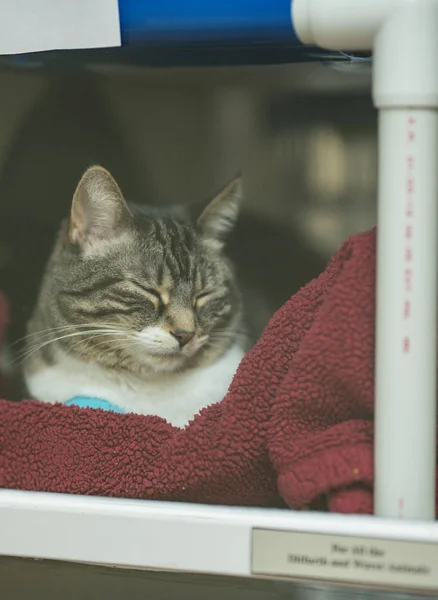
(111, 342), (137, 362)
(86, 335), (140, 363)
(14, 330), (131, 366)
(76, 335), (135, 357)
(11, 326), (79, 348)
(16, 325), (131, 355)
(11, 321), (127, 347)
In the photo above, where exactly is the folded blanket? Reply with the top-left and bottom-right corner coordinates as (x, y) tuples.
(0, 228), (433, 513)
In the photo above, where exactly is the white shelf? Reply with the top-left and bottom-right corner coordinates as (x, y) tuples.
(1, 490), (438, 593)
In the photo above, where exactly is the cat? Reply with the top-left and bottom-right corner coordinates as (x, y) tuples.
(23, 166), (248, 427)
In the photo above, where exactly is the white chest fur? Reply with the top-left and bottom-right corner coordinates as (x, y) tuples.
(24, 344), (245, 428)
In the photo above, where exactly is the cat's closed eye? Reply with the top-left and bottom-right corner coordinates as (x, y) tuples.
(193, 291), (214, 309)
(125, 280), (163, 309)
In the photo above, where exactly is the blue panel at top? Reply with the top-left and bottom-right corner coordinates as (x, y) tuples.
(2, 0), (358, 69)
(118, 0), (299, 45)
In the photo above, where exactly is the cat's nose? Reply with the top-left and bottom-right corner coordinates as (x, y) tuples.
(170, 329), (195, 348)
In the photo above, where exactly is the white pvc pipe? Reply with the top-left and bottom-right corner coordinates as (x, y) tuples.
(373, 0), (438, 521)
(294, 0), (438, 520)
(374, 109), (438, 520)
(292, 0), (399, 49)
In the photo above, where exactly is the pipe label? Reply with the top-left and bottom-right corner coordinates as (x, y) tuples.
(252, 529), (438, 591)
(0, 0), (121, 55)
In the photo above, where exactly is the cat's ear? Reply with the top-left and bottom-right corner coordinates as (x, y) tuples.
(197, 177), (242, 245)
(69, 166), (132, 247)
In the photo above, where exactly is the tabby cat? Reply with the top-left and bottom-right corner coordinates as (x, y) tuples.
(23, 166), (247, 427)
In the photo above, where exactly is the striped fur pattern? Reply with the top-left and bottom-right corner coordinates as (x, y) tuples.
(23, 167), (247, 423)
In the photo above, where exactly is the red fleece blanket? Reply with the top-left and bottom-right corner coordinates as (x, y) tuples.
(0, 227), (426, 513)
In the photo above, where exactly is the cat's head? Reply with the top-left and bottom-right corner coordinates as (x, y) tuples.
(41, 166), (243, 374)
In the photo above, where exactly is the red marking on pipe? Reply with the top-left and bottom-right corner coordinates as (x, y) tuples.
(402, 114), (416, 356)
(398, 498), (404, 518)
(404, 268), (413, 291)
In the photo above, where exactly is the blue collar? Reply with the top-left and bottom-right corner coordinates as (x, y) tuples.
(65, 397), (125, 414)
